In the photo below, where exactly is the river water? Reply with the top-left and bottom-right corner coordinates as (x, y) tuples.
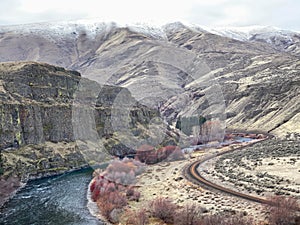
(0, 168), (103, 225)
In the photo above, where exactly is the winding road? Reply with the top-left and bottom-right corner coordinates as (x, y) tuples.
(185, 139), (275, 205)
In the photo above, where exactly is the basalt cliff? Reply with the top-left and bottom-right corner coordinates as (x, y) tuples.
(0, 61), (175, 206)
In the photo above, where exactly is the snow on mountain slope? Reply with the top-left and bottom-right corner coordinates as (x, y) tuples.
(0, 20), (119, 39)
(199, 25), (300, 56)
(1, 19), (298, 49)
(0, 20), (168, 40)
(201, 25), (299, 43)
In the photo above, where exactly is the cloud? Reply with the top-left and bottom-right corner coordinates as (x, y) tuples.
(187, 0), (300, 30)
(0, 0), (191, 25)
(0, 0), (299, 31)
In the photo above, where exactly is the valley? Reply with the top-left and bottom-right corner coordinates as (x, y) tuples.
(0, 20), (299, 224)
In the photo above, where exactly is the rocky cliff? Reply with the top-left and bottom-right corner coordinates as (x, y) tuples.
(0, 21), (299, 139)
(0, 61), (176, 205)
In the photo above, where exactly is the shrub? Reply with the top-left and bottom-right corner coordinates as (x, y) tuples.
(97, 200), (115, 220)
(123, 209), (149, 225)
(97, 190), (127, 222)
(105, 158), (145, 185)
(90, 158), (147, 222)
(267, 195), (299, 225)
(130, 190), (141, 202)
(126, 187), (141, 201)
(90, 158), (145, 202)
(91, 188), (100, 202)
(106, 191), (128, 208)
(149, 197), (177, 223)
(201, 214), (254, 225)
(226, 215), (254, 225)
(167, 146), (184, 161)
(174, 203), (203, 225)
(135, 145), (183, 164)
(135, 145), (157, 164)
(90, 180), (96, 192)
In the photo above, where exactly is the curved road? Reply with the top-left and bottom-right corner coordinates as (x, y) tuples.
(185, 139), (275, 205)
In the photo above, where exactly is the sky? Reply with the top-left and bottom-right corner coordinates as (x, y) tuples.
(0, 0), (299, 30)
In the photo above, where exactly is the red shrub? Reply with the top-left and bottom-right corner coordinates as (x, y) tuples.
(126, 187), (135, 197)
(91, 188), (100, 202)
(136, 145), (183, 164)
(106, 191), (128, 208)
(106, 182), (117, 192)
(130, 191), (141, 201)
(135, 145), (157, 164)
(90, 180), (96, 192)
(97, 190), (128, 222)
(97, 199), (115, 220)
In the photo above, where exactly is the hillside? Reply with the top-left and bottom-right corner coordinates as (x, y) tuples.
(0, 21), (299, 138)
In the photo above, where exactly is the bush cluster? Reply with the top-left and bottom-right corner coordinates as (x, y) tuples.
(121, 196), (299, 225)
(135, 145), (184, 164)
(90, 158), (144, 222)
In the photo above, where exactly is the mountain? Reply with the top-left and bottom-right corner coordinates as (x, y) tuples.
(0, 20), (299, 139)
(203, 25), (300, 57)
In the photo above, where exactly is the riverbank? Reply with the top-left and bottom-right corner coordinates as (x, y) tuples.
(87, 177), (111, 225)
(0, 164), (90, 209)
(0, 141), (90, 208)
(0, 176), (24, 208)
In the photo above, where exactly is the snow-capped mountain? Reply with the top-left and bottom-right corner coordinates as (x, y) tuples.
(202, 25), (293, 41)
(201, 25), (300, 56)
(1, 19), (299, 56)
(0, 20), (169, 40)
(0, 19), (299, 138)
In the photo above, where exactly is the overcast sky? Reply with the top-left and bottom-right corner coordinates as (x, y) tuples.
(0, 0), (299, 30)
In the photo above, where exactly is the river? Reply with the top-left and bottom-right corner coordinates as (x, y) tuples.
(0, 168), (103, 225)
